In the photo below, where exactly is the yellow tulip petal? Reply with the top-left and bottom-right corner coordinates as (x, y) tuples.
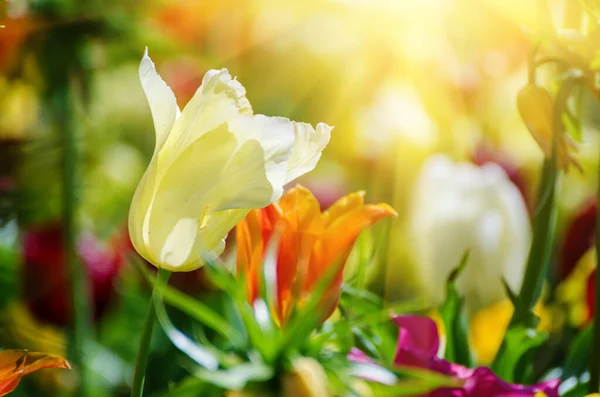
(286, 122), (332, 183)
(139, 49), (180, 155)
(159, 68), (253, 171)
(227, 114), (296, 203)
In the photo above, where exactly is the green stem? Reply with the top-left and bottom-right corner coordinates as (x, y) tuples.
(588, 146), (600, 393)
(514, 156), (558, 315)
(131, 268), (171, 397)
(55, 83), (93, 397)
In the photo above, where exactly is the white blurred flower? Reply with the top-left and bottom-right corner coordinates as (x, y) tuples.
(410, 154), (531, 311)
(129, 49), (331, 272)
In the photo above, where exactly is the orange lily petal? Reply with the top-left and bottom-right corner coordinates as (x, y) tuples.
(314, 194), (396, 285)
(276, 185), (323, 234)
(235, 186), (396, 326)
(307, 194), (396, 318)
(236, 209), (265, 303)
(271, 186), (324, 323)
(0, 350), (70, 396)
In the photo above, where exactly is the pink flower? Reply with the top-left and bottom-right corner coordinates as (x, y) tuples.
(391, 316), (560, 397)
(22, 222), (126, 327)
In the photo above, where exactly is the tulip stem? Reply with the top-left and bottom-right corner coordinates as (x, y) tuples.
(589, 141), (600, 393)
(131, 268), (171, 397)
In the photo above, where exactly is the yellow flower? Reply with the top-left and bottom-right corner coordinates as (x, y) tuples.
(129, 49), (332, 271)
(469, 299), (552, 364)
(556, 248), (596, 327)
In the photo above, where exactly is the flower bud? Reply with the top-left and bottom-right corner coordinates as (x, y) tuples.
(516, 84), (579, 170)
(282, 357), (330, 397)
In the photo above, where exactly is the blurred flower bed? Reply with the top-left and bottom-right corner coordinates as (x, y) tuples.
(1, 0), (600, 396)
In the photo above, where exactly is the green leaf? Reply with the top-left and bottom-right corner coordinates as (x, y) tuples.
(153, 293), (221, 370)
(438, 252), (472, 367)
(135, 258), (246, 347)
(562, 324), (593, 380)
(501, 279), (538, 329)
(492, 326), (547, 382)
(561, 380), (590, 397)
(348, 362), (459, 396)
(188, 362), (274, 391)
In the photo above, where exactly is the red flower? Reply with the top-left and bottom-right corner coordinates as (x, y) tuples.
(22, 223), (126, 327)
(560, 199), (596, 281)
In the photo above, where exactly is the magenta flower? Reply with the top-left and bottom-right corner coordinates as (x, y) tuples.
(391, 315), (560, 397)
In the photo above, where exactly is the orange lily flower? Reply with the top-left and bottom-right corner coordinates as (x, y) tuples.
(0, 349), (70, 396)
(236, 185), (396, 326)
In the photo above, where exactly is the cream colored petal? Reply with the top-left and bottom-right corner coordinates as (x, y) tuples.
(160, 217), (199, 269)
(144, 127), (237, 268)
(227, 114), (296, 203)
(195, 209), (249, 260)
(139, 48), (180, 154)
(141, 124), (275, 270)
(158, 68), (253, 171)
(129, 160), (160, 265)
(209, 137), (281, 210)
(285, 122), (332, 183)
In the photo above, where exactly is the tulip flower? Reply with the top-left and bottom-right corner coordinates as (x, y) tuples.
(0, 349), (70, 396)
(391, 315), (560, 397)
(129, 50), (331, 272)
(410, 155), (531, 312)
(22, 223), (125, 327)
(236, 185), (396, 325)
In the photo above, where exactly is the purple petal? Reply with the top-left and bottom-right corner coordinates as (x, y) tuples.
(465, 367), (560, 397)
(392, 315), (440, 359)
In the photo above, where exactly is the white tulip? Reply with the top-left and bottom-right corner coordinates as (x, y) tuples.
(410, 154), (531, 311)
(129, 49), (331, 272)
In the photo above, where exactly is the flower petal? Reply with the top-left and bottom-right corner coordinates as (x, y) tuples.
(0, 350), (70, 396)
(314, 192), (396, 274)
(236, 209), (265, 302)
(276, 185), (323, 233)
(392, 315), (441, 360)
(142, 124), (280, 270)
(158, 68), (253, 171)
(285, 122), (332, 183)
(139, 48), (180, 154)
(226, 114), (296, 203)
